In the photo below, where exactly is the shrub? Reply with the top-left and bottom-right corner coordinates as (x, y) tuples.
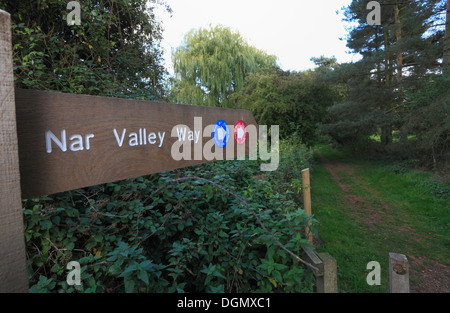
(25, 143), (316, 293)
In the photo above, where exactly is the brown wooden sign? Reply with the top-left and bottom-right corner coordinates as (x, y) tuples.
(15, 89), (258, 199)
(1, 9), (259, 293)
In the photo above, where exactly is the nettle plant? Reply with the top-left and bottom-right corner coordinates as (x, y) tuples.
(25, 146), (316, 293)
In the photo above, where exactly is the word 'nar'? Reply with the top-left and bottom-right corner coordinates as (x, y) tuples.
(46, 130), (94, 153)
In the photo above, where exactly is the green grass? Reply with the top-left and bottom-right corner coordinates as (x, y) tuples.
(353, 165), (449, 259)
(310, 145), (449, 293)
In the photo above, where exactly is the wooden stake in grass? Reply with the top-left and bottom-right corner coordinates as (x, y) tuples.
(389, 252), (410, 293)
(302, 168), (313, 245)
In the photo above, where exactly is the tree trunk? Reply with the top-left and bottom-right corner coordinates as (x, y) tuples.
(381, 125), (393, 145)
(444, 0), (450, 70)
(395, 1), (408, 145)
(395, 2), (403, 82)
(382, 28), (393, 146)
(384, 28), (391, 84)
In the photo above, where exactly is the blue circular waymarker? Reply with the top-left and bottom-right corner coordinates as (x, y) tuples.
(212, 120), (230, 148)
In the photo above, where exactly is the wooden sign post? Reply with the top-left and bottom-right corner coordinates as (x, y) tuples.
(0, 9), (29, 292)
(0, 9), (258, 292)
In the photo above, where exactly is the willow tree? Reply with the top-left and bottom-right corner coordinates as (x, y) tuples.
(171, 25), (277, 107)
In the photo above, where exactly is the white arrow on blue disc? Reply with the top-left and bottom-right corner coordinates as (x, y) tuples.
(212, 120), (230, 148)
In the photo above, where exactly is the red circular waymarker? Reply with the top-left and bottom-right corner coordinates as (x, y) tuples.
(234, 121), (247, 145)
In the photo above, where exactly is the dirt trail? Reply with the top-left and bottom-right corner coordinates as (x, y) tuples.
(317, 151), (450, 293)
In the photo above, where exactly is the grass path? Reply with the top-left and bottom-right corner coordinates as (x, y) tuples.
(310, 145), (449, 293)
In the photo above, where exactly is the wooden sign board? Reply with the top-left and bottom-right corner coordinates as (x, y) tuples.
(0, 8), (258, 292)
(15, 89), (258, 199)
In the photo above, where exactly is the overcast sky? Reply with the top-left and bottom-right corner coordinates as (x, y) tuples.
(155, 0), (362, 75)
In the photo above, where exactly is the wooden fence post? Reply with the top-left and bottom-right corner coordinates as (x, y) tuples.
(302, 247), (338, 293)
(389, 252), (410, 293)
(0, 9), (29, 292)
(317, 252), (338, 293)
(301, 168), (313, 245)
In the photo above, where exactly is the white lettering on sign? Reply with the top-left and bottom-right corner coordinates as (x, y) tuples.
(42, 119), (278, 171)
(176, 127), (201, 144)
(113, 128), (165, 148)
(46, 130), (94, 153)
(113, 128), (126, 147)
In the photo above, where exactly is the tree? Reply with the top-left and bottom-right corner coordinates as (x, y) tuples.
(170, 25), (277, 107)
(401, 74), (449, 168)
(322, 0), (446, 147)
(1, 0), (170, 100)
(232, 68), (335, 146)
(310, 55), (339, 71)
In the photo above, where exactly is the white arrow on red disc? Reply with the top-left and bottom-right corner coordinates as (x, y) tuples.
(234, 120), (247, 145)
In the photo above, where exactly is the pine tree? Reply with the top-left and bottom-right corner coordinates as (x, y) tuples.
(323, 0), (446, 147)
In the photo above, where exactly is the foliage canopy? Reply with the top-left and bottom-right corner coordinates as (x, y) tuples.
(171, 25), (278, 107)
(232, 67), (336, 147)
(1, 0), (170, 100)
(320, 0), (449, 167)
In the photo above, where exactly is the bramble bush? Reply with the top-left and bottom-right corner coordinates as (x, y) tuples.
(24, 143), (316, 293)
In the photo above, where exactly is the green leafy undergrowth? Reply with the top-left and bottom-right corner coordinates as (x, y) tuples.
(25, 144), (315, 293)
